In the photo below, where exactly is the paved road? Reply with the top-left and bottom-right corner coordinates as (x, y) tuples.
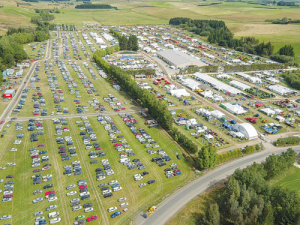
(137, 144), (300, 225)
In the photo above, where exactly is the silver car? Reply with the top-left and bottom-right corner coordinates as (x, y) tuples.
(33, 198), (44, 204)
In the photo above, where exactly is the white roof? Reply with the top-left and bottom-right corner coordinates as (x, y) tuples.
(211, 110), (225, 119)
(194, 72), (244, 95)
(157, 50), (206, 68)
(4, 89), (15, 94)
(222, 103), (247, 115)
(234, 123), (258, 140)
(260, 108), (275, 115)
(230, 80), (250, 90)
(170, 89), (190, 97)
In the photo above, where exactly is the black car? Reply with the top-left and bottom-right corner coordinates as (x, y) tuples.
(43, 184), (54, 189)
(104, 193), (113, 198)
(177, 155), (181, 160)
(147, 180), (156, 184)
(159, 162), (167, 167)
(101, 187), (109, 191)
(83, 203), (93, 208)
(141, 171), (149, 176)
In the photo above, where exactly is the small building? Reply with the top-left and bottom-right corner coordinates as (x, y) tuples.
(4, 89), (15, 98)
(233, 123), (258, 140)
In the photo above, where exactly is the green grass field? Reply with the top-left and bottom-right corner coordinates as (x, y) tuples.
(0, 0), (299, 58)
(0, 113), (194, 224)
(273, 167), (300, 196)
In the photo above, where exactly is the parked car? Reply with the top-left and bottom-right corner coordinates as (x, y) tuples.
(108, 207), (117, 213)
(110, 211), (121, 218)
(86, 216), (97, 222)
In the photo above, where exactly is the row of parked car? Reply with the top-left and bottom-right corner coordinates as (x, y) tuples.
(51, 116), (98, 224)
(26, 119), (62, 224)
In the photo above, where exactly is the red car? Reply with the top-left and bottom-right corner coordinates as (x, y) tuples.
(45, 190), (55, 196)
(38, 144), (45, 147)
(0, 121), (4, 124)
(33, 169), (41, 173)
(114, 144), (121, 147)
(31, 155), (39, 159)
(6, 175), (14, 179)
(87, 216), (97, 222)
(95, 147), (101, 150)
(174, 169), (181, 173)
(79, 185), (87, 190)
(60, 147), (66, 150)
(43, 166), (51, 171)
(3, 194), (13, 198)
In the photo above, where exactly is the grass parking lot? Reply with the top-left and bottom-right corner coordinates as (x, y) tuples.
(0, 113), (194, 224)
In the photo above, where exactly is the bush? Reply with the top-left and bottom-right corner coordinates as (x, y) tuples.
(274, 136), (300, 146)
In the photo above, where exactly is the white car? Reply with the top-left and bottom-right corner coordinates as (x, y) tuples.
(72, 206), (82, 211)
(108, 180), (118, 185)
(2, 198), (12, 203)
(33, 198), (44, 204)
(84, 207), (93, 213)
(0, 179), (3, 183)
(108, 207), (117, 213)
(66, 191), (77, 196)
(9, 148), (17, 152)
(6, 163), (16, 167)
(120, 202), (129, 207)
(50, 217), (61, 224)
(48, 196), (58, 202)
(138, 183), (146, 188)
(46, 205), (57, 211)
(35, 216), (45, 222)
(118, 197), (127, 202)
(0, 167), (6, 170)
(0, 215), (11, 220)
(79, 191), (90, 197)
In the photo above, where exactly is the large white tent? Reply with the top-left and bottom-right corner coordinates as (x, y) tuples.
(211, 110), (225, 119)
(221, 103), (247, 115)
(170, 89), (190, 98)
(194, 72), (245, 95)
(233, 123), (258, 140)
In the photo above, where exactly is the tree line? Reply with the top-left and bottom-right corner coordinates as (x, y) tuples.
(169, 17), (296, 62)
(274, 136), (300, 146)
(224, 63), (287, 72)
(217, 145), (261, 164)
(93, 50), (202, 159)
(0, 24), (50, 73)
(110, 29), (139, 51)
(75, 4), (117, 9)
(93, 50), (173, 131)
(35, 8), (60, 13)
(200, 148), (299, 225)
(31, 9), (55, 24)
(282, 70), (300, 90)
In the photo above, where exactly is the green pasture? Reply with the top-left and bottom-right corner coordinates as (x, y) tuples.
(273, 167), (300, 196)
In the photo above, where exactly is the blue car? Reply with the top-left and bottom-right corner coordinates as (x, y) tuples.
(111, 211), (121, 218)
(39, 220), (47, 224)
(39, 151), (47, 155)
(62, 157), (70, 161)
